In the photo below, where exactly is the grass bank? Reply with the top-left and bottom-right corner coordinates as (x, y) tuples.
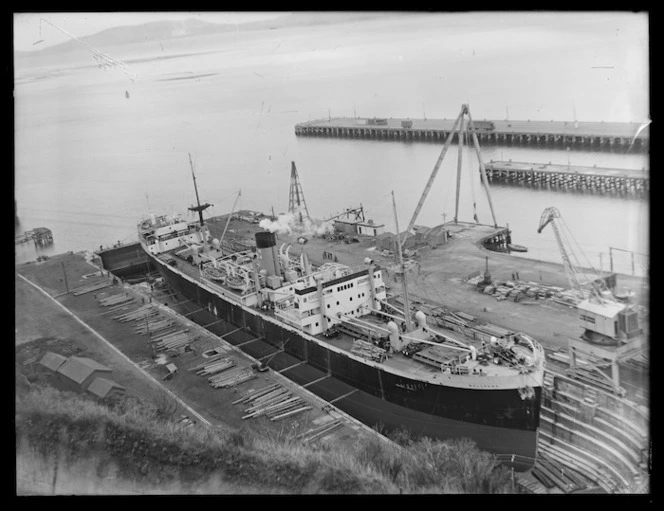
(16, 382), (512, 494)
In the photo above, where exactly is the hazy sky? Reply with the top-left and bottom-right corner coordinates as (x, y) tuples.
(13, 11), (285, 51)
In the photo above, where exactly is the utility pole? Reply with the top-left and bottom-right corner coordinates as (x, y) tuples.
(61, 261), (69, 294)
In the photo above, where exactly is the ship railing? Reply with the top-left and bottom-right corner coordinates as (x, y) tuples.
(517, 333), (545, 369)
(274, 307), (302, 325)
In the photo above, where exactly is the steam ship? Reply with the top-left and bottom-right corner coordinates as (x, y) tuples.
(137, 160), (545, 469)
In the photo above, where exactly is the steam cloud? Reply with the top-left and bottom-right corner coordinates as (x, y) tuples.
(259, 206), (334, 237)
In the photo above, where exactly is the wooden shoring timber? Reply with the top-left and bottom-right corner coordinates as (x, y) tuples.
(301, 420), (344, 443)
(210, 369), (256, 389)
(100, 295), (135, 307)
(270, 406), (312, 421)
(198, 359), (235, 377)
(242, 395), (300, 418)
(189, 354), (227, 372)
(99, 303), (136, 316)
(135, 319), (174, 334)
(73, 280), (113, 296)
(115, 308), (159, 322)
(150, 329), (187, 344)
(297, 419), (342, 439)
(151, 331), (190, 345)
(245, 386), (290, 405)
(111, 304), (152, 319)
(232, 383), (282, 405)
(243, 390), (292, 413)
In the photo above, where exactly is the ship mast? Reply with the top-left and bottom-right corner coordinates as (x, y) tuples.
(187, 153), (212, 227)
(392, 191), (413, 332)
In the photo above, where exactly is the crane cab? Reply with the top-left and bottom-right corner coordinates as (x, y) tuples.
(578, 299), (642, 344)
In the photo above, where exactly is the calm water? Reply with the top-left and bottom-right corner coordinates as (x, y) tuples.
(14, 13), (649, 277)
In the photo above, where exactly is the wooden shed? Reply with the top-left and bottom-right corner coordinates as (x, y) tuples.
(54, 357), (113, 393)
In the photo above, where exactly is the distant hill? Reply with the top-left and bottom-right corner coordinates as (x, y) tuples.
(15, 12), (401, 58)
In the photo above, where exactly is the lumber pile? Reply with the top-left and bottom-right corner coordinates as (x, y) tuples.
(196, 357), (235, 376)
(151, 330), (195, 352)
(469, 277), (590, 306)
(235, 384), (312, 421)
(209, 368), (256, 389)
(111, 304), (155, 322)
(350, 339), (387, 362)
(135, 317), (175, 335)
(98, 293), (135, 308)
(73, 279), (113, 296)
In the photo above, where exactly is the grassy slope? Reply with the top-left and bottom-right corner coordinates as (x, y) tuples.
(16, 383), (511, 494)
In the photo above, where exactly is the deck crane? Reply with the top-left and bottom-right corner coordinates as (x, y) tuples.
(537, 206), (642, 346)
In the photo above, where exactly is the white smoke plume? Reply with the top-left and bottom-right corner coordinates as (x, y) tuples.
(259, 205), (334, 237)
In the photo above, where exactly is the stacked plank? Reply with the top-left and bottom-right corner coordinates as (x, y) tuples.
(209, 368), (256, 389)
(151, 330), (194, 352)
(350, 339), (386, 362)
(135, 317), (175, 335)
(73, 279), (113, 296)
(98, 293), (136, 308)
(298, 419), (344, 443)
(195, 357), (235, 376)
(112, 304), (155, 322)
(236, 384), (311, 421)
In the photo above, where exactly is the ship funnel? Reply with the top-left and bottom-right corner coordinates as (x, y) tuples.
(255, 231), (280, 277)
(414, 310), (427, 327)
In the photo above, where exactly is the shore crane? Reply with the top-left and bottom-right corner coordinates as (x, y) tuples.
(537, 206), (607, 304)
(538, 207), (646, 395)
(537, 206), (642, 346)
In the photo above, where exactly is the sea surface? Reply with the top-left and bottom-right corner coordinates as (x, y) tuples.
(14, 12), (649, 277)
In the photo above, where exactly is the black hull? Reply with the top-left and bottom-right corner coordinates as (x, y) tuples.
(154, 259), (541, 469)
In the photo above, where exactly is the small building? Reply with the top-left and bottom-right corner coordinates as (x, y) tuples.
(333, 218), (385, 237)
(415, 224), (449, 248)
(54, 357), (113, 393)
(86, 377), (126, 400)
(38, 352), (68, 373)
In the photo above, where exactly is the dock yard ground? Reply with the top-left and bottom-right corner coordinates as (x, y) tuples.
(15, 252), (384, 456)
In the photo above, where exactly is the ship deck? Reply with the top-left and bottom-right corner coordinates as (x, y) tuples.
(154, 247), (539, 384)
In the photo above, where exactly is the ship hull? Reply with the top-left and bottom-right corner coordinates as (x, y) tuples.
(152, 254), (541, 469)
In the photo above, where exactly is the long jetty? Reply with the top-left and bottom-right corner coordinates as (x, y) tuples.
(484, 160), (649, 195)
(295, 117), (649, 150)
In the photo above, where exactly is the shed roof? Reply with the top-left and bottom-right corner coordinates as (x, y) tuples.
(86, 377), (125, 398)
(39, 352), (68, 372)
(56, 357), (111, 385)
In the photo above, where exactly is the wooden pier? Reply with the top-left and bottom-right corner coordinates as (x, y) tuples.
(483, 161), (649, 195)
(295, 117), (649, 150)
(15, 227), (53, 246)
